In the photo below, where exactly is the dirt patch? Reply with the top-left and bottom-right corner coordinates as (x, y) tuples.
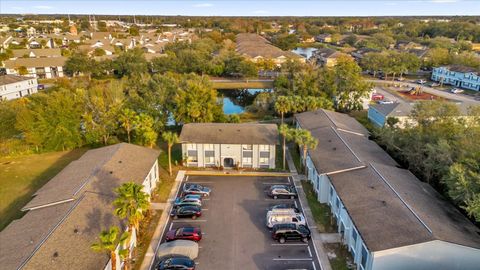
(398, 91), (443, 101)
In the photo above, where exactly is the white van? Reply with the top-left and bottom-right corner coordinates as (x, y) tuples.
(266, 212), (306, 228)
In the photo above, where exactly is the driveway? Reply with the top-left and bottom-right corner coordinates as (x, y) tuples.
(156, 175), (322, 270)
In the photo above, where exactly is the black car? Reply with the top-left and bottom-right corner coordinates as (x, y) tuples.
(156, 255), (195, 270)
(267, 185), (298, 199)
(170, 205), (202, 220)
(272, 224), (311, 243)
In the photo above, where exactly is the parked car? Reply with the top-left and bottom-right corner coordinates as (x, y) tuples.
(165, 227), (202, 242)
(267, 185), (298, 199)
(37, 84), (45, 90)
(174, 197), (202, 208)
(183, 183), (211, 197)
(395, 77), (405, 81)
(429, 82), (440, 87)
(271, 224), (311, 243)
(156, 255), (195, 270)
(180, 194), (203, 201)
(450, 88), (464, 94)
(371, 93), (384, 101)
(170, 206), (202, 220)
(266, 212), (306, 229)
(267, 203), (300, 213)
(416, 79), (427, 84)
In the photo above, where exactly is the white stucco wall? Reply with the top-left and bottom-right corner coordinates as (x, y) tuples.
(371, 240), (480, 270)
(0, 77), (38, 100)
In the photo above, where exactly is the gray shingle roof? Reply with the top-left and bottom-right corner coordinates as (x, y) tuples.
(180, 123), (278, 145)
(295, 109), (480, 251)
(0, 74), (35, 86)
(370, 102), (413, 117)
(0, 143), (159, 270)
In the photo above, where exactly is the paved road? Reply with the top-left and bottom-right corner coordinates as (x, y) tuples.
(368, 79), (479, 103)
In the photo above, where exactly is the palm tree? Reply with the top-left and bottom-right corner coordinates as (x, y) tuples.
(162, 131), (179, 176)
(278, 124), (293, 170)
(274, 96), (292, 124)
(113, 182), (150, 234)
(292, 128), (318, 171)
(91, 226), (129, 270)
(119, 108), (138, 143)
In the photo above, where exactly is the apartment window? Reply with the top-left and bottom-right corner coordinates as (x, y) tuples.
(259, 156), (269, 164)
(360, 245), (368, 269)
(242, 144), (252, 151)
(259, 145), (269, 152)
(204, 156), (215, 165)
(187, 144), (198, 163)
(242, 157), (252, 165)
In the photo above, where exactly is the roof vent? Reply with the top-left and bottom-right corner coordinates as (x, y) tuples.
(332, 147), (336, 151)
(110, 171), (113, 174)
(53, 252), (59, 258)
(118, 160), (122, 163)
(74, 228), (79, 234)
(381, 200), (387, 206)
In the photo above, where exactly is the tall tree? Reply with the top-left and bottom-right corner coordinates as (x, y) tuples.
(118, 108), (138, 143)
(113, 182), (150, 234)
(64, 52), (95, 79)
(274, 96), (292, 124)
(135, 113), (158, 148)
(162, 131), (179, 176)
(291, 128), (318, 171)
(91, 226), (129, 270)
(278, 124), (293, 170)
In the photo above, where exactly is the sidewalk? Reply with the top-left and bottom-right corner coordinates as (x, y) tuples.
(286, 147), (332, 270)
(139, 170), (186, 270)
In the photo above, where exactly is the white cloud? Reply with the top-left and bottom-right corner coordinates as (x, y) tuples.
(253, 10), (269, 14)
(193, 3), (213, 8)
(33, 5), (54, 10)
(429, 0), (460, 3)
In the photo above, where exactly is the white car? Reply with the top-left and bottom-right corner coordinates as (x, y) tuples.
(450, 88), (464, 94)
(416, 79), (427, 84)
(377, 100), (394, 104)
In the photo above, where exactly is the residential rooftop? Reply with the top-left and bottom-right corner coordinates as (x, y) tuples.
(0, 74), (35, 86)
(179, 123), (279, 145)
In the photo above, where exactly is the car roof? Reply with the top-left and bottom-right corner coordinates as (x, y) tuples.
(180, 205), (200, 210)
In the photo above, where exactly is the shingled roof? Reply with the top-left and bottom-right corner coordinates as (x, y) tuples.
(0, 143), (159, 270)
(236, 33), (301, 60)
(180, 123), (278, 145)
(295, 109), (480, 251)
(0, 74), (35, 86)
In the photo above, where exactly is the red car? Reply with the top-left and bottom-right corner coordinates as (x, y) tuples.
(165, 227), (202, 242)
(372, 93), (384, 101)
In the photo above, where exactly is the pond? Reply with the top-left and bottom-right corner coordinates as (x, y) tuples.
(219, 89), (270, 115)
(291, 47), (318, 60)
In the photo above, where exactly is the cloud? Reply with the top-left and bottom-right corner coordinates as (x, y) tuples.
(253, 10), (269, 14)
(33, 5), (54, 10)
(429, 0), (460, 3)
(193, 3), (213, 8)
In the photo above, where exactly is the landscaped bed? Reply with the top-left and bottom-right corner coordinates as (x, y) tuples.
(398, 90), (444, 101)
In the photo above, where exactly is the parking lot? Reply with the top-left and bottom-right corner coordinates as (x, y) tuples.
(157, 175), (321, 270)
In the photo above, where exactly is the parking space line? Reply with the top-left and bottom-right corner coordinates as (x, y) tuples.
(308, 246), (312, 257)
(312, 261), (317, 270)
(168, 223), (173, 231)
(294, 201), (298, 208)
(272, 258), (313, 261)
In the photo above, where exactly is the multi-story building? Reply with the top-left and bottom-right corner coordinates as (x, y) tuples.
(431, 65), (480, 91)
(0, 74), (38, 100)
(179, 123), (278, 169)
(4, 57), (66, 78)
(295, 109), (480, 270)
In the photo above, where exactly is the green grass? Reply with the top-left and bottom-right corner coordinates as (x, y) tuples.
(325, 243), (354, 270)
(276, 144), (288, 171)
(132, 209), (162, 270)
(349, 110), (375, 132)
(289, 144), (303, 174)
(0, 148), (88, 230)
(301, 180), (336, 233)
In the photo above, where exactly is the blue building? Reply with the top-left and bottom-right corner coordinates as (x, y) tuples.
(295, 109), (480, 270)
(431, 65), (480, 91)
(367, 102), (413, 128)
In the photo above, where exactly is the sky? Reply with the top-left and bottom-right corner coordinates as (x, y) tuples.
(0, 0), (479, 16)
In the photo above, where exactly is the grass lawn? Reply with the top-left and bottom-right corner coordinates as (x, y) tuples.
(348, 110), (375, 132)
(301, 180), (336, 233)
(132, 209), (162, 270)
(0, 148), (88, 230)
(325, 243), (354, 270)
(289, 143), (303, 174)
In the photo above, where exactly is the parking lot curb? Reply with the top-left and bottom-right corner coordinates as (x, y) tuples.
(140, 170), (186, 270)
(286, 148), (333, 270)
(185, 170), (292, 177)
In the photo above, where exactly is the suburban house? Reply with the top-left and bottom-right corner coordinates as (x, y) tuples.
(179, 123), (278, 169)
(0, 74), (38, 100)
(0, 143), (160, 270)
(431, 65), (480, 91)
(3, 57), (67, 78)
(295, 109), (480, 270)
(311, 48), (348, 67)
(368, 102), (414, 127)
(236, 33), (304, 65)
(315, 34), (332, 43)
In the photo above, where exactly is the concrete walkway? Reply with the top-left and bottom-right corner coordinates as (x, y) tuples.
(286, 147), (332, 270)
(139, 170), (185, 270)
(320, 233), (342, 244)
